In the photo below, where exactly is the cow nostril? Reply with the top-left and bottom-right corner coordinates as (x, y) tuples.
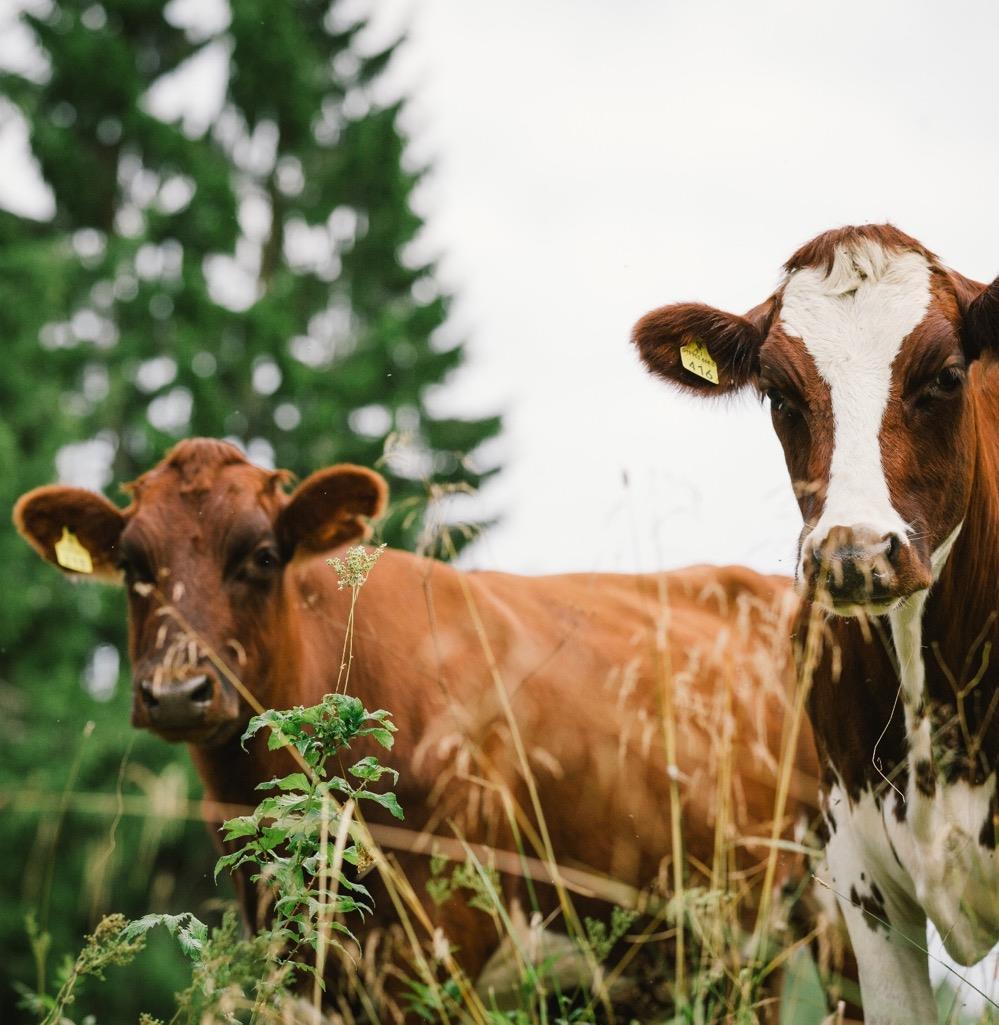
(809, 545), (824, 573)
(885, 533), (901, 565)
(189, 675), (213, 704)
(139, 680), (159, 709)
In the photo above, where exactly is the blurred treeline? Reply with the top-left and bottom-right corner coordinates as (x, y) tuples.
(0, 1), (500, 1020)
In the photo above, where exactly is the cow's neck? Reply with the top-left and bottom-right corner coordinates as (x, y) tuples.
(889, 369), (999, 815)
(189, 549), (458, 810)
(807, 367), (999, 800)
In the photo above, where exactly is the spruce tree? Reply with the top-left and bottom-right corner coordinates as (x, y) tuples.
(0, 2), (500, 1018)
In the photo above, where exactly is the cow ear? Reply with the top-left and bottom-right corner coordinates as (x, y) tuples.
(13, 485), (126, 583)
(961, 273), (999, 362)
(632, 301), (768, 394)
(277, 465), (388, 560)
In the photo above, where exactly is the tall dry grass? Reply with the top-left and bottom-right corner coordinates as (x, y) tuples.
(9, 479), (999, 1025)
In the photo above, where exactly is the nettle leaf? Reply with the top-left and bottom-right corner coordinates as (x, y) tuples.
(358, 790), (404, 820)
(259, 826), (289, 852)
(256, 772), (312, 792)
(269, 729), (296, 752)
(325, 775), (352, 796)
(338, 695), (365, 728)
(349, 756), (398, 784)
(329, 871), (373, 899)
(360, 726), (395, 750)
(224, 693), (403, 943)
(176, 917), (209, 959)
(121, 914), (169, 941)
(254, 795), (292, 819)
(221, 815), (259, 841)
(214, 850), (252, 881)
(120, 913), (208, 962)
(241, 714), (274, 747)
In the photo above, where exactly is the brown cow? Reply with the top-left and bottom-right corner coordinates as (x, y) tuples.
(633, 224), (999, 1024)
(15, 438), (821, 1013)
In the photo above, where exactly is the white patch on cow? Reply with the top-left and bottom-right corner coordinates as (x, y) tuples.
(880, 520), (999, 966)
(826, 774), (999, 1021)
(823, 783), (938, 1024)
(889, 521), (963, 708)
(818, 522), (999, 1017)
(887, 776), (999, 966)
(780, 239), (932, 573)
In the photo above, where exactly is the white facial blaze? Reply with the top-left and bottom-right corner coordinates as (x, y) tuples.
(780, 240), (932, 570)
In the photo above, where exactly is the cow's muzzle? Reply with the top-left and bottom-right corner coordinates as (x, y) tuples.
(132, 668), (240, 743)
(800, 525), (933, 613)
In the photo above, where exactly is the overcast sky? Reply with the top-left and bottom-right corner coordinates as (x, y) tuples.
(5, 0), (999, 583)
(369, 0), (999, 577)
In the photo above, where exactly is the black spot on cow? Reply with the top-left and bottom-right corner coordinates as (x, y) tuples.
(914, 759), (936, 797)
(980, 794), (997, 851)
(815, 814), (831, 846)
(892, 783), (907, 822)
(850, 884), (889, 933)
(887, 834), (905, 870)
(819, 787), (837, 836)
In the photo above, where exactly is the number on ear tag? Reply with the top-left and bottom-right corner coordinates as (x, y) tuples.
(55, 527), (94, 574)
(679, 339), (719, 385)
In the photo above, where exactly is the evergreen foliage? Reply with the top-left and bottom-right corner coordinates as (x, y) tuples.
(0, 2), (499, 1019)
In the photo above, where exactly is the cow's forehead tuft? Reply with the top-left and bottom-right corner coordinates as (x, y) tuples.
(782, 223), (937, 278)
(779, 243), (933, 352)
(124, 438), (257, 499)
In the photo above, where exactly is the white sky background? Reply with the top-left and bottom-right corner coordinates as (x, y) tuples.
(367, 0), (999, 578)
(3, 0), (999, 1005)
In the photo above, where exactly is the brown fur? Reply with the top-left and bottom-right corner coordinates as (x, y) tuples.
(14, 439), (821, 1000)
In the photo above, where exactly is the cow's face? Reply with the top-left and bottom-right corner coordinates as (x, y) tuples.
(14, 440), (387, 744)
(634, 225), (999, 615)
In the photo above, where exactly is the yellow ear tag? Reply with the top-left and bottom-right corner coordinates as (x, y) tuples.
(679, 338), (719, 385)
(55, 527), (94, 574)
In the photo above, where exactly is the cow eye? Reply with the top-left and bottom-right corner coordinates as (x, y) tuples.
(932, 365), (963, 394)
(917, 365), (964, 408)
(116, 552), (153, 584)
(244, 546), (280, 580)
(253, 548), (278, 570)
(766, 387), (799, 419)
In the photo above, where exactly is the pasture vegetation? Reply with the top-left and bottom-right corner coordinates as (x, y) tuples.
(6, 536), (833, 1025)
(7, 478), (999, 1025)
(9, 532), (999, 1023)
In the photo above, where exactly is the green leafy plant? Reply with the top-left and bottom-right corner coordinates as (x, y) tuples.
(428, 847), (502, 917)
(168, 910), (294, 1025)
(18, 913), (150, 1025)
(213, 692), (402, 990)
(19, 692), (404, 1025)
(583, 906), (638, 963)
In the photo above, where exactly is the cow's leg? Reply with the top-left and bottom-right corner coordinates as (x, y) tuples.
(834, 892), (936, 1024)
(825, 831), (936, 1025)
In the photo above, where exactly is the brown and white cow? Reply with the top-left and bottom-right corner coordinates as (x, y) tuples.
(15, 438), (821, 1007)
(634, 224), (999, 1024)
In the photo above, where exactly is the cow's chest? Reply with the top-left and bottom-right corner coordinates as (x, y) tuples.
(823, 550), (999, 965)
(824, 772), (999, 966)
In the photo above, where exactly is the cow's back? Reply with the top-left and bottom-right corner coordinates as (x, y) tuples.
(335, 553), (818, 901)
